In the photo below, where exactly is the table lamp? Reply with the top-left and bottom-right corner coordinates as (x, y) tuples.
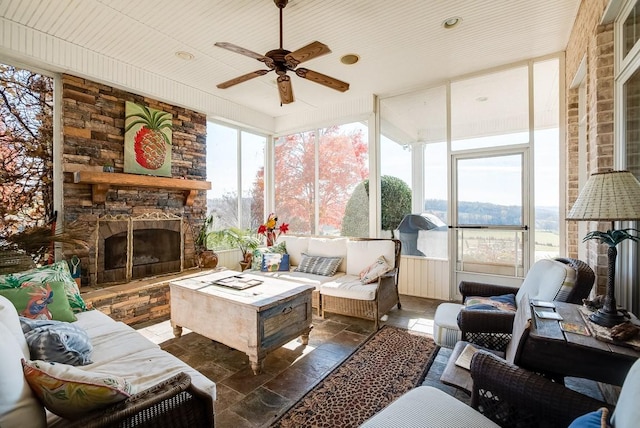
(566, 170), (640, 327)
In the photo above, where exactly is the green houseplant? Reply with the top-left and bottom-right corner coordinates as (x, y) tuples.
(208, 227), (260, 271)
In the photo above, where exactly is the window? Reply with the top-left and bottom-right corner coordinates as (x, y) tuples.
(206, 122), (266, 232)
(275, 122), (369, 236)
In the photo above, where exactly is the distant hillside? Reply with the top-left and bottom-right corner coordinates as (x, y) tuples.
(424, 199), (559, 233)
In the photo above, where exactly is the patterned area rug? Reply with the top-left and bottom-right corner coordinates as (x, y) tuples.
(271, 325), (437, 428)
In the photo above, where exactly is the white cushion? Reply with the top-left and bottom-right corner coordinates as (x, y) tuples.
(0, 294), (29, 357)
(279, 236), (309, 266)
(433, 303), (463, 348)
(307, 237), (348, 273)
(361, 386), (500, 427)
(515, 259), (570, 303)
(320, 275), (377, 300)
(346, 240), (396, 277)
(611, 357), (640, 428)
(85, 347), (216, 400)
(0, 323), (46, 428)
(255, 270), (344, 290)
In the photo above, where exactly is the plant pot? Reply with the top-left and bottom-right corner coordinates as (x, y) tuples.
(197, 250), (218, 269)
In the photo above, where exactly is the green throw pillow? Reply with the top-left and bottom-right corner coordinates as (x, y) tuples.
(0, 282), (77, 322)
(0, 261), (87, 313)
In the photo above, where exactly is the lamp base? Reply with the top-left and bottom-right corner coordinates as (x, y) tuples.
(589, 309), (626, 328)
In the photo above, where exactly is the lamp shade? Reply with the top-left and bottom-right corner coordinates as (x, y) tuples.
(566, 170), (640, 221)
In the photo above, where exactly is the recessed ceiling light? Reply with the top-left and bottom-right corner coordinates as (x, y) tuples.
(340, 54), (360, 65)
(175, 51), (195, 60)
(442, 16), (462, 29)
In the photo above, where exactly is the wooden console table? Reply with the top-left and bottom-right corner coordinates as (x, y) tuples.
(170, 270), (313, 374)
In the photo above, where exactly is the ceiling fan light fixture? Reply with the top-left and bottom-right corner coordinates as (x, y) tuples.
(175, 51), (195, 60)
(442, 16), (462, 29)
(340, 54), (360, 65)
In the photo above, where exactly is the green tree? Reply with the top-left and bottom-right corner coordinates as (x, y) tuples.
(341, 175), (412, 237)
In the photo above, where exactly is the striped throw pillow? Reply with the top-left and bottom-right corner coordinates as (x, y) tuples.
(295, 253), (342, 277)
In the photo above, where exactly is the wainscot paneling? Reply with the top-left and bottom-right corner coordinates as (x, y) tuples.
(216, 249), (243, 272)
(398, 256), (450, 301)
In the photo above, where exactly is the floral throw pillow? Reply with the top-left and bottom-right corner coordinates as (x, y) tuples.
(0, 261), (88, 313)
(0, 282), (76, 322)
(359, 255), (392, 284)
(22, 359), (134, 420)
(251, 242), (287, 271)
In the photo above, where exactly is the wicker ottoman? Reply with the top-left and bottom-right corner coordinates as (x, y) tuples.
(434, 302), (463, 348)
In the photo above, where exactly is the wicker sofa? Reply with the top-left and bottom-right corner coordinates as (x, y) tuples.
(251, 236), (401, 329)
(0, 295), (215, 428)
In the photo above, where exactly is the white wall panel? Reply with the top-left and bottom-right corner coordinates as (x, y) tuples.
(398, 256), (450, 300)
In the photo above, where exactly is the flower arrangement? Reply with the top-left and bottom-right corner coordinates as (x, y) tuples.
(257, 213), (289, 246)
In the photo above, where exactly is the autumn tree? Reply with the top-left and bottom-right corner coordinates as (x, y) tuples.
(250, 125), (368, 235)
(0, 64), (54, 236)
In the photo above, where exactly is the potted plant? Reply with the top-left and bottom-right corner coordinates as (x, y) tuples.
(208, 227), (260, 271)
(193, 215), (218, 268)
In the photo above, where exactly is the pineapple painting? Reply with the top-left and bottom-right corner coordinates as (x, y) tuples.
(124, 101), (173, 177)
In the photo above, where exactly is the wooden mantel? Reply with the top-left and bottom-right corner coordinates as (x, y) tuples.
(73, 171), (211, 206)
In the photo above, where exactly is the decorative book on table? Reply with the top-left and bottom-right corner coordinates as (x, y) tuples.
(454, 343), (478, 370)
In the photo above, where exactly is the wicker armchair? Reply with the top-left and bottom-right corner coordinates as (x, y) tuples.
(457, 257), (594, 350)
(469, 350), (622, 428)
(320, 238), (401, 330)
(64, 373), (214, 428)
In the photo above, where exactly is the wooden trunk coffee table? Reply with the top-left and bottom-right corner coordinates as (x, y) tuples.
(169, 270), (313, 374)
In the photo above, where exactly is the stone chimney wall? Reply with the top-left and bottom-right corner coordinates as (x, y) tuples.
(60, 74), (208, 286)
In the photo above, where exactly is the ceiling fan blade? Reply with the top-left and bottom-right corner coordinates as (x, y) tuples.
(217, 70), (271, 89)
(295, 68), (349, 92)
(215, 42), (274, 68)
(285, 41), (331, 67)
(277, 75), (294, 104)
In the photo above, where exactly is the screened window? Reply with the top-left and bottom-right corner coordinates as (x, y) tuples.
(206, 122), (266, 232)
(275, 122), (369, 236)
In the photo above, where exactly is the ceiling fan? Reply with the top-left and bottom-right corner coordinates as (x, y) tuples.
(215, 0), (350, 105)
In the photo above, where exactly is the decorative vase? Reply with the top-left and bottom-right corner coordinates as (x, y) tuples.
(266, 230), (276, 247)
(197, 250), (218, 269)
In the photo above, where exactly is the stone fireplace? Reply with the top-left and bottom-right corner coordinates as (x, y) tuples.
(60, 74), (208, 289)
(95, 213), (184, 284)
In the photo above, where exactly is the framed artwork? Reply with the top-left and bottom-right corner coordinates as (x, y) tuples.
(124, 101), (173, 177)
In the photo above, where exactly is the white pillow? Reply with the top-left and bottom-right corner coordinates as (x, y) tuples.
(0, 323), (46, 428)
(0, 294), (29, 357)
(308, 237), (348, 273)
(359, 255), (392, 284)
(346, 240), (396, 276)
(279, 236), (309, 266)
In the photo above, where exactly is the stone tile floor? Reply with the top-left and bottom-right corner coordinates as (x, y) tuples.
(135, 295), (604, 427)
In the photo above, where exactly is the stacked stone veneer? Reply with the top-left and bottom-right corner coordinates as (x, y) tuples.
(60, 74), (208, 324)
(564, 0), (613, 295)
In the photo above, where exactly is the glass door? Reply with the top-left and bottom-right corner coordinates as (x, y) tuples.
(451, 149), (530, 297)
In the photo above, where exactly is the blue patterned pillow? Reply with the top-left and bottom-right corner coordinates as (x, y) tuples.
(261, 253), (290, 272)
(295, 253), (342, 277)
(20, 317), (93, 366)
(251, 242), (287, 270)
(465, 294), (517, 312)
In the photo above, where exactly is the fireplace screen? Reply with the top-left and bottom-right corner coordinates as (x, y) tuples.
(96, 213), (183, 284)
